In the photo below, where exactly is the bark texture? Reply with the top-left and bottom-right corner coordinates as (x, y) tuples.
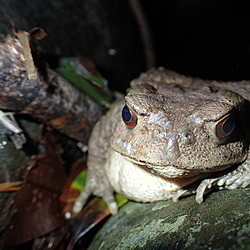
(0, 35), (105, 144)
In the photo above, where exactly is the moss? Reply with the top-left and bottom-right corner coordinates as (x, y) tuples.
(89, 187), (250, 249)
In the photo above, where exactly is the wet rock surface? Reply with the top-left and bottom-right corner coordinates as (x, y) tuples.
(89, 188), (250, 249)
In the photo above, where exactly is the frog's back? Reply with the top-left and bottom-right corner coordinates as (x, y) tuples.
(132, 67), (250, 102)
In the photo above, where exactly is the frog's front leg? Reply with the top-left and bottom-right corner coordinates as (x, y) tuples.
(195, 158), (250, 203)
(73, 111), (119, 215)
(73, 153), (118, 215)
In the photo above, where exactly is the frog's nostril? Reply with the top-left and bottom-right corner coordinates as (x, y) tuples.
(183, 131), (196, 145)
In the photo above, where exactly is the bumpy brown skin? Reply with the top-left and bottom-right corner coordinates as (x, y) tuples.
(74, 68), (250, 215)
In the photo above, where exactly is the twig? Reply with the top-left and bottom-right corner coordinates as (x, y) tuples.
(0, 181), (23, 192)
(15, 31), (38, 80)
(128, 0), (156, 69)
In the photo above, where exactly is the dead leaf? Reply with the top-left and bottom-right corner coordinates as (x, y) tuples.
(67, 197), (111, 250)
(4, 132), (67, 246)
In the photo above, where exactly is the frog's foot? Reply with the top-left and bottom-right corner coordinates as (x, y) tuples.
(217, 164), (250, 189)
(195, 178), (219, 203)
(195, 163), (250, 204)
(73, 177), (118, 215)
(172, 188), (196, 202)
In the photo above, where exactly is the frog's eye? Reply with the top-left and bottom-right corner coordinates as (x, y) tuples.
(122, 106), (137, 128)
(216, 115), (235, 138)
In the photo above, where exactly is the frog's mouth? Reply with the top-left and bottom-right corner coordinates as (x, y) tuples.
(123, 154), (236, 179)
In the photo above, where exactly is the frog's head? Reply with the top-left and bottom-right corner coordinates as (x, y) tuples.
(110, 83), (249, 178)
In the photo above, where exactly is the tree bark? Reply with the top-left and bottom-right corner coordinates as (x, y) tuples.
(0, 35), (105, 144)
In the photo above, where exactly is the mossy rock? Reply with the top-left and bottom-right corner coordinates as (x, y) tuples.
(89, 187), (250, 249)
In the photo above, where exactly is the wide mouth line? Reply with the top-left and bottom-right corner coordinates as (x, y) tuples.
(123, 154), (232, 172)
(123, 155), (182, 169)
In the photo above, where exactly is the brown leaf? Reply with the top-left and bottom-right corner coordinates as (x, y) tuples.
(60, 160), (87, 211)
(32, 222), (71, 249)
(4, 132), (67, 246)
(49, 114), (72, 127)
(67, 197), (111, 250)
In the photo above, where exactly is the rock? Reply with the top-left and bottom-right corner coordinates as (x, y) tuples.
(89, 187), (250, 249)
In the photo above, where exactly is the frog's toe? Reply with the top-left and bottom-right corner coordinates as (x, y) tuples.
(73, 191), (91, 214)
(195, 178), (219, 203)
(107, 202), (118, 215)
(102, 192), (118, 215)
(172, 188), (195, 202)
(73, 199), (85, 214)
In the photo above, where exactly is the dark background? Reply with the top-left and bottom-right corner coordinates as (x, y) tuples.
(144, 0), (250, 82)
(1, 0), (250, 91)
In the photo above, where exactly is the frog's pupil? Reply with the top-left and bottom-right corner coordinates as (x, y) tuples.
(122, 106), (131, 122)
(223, 116), (235, 133)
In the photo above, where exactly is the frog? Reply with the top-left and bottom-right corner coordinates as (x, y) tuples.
(73, 67), (250, 215)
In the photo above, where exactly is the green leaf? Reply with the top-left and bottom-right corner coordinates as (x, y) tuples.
(71, 170), (87, 190)
(57, 58), (114, 107)
(72, 170), (128, 208)
(115, 193), (128, 208)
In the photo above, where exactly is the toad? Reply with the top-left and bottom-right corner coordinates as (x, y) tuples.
(74, 68), (250, 214)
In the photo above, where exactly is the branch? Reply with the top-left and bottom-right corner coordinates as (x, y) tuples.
(0, 35), (105, 144)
